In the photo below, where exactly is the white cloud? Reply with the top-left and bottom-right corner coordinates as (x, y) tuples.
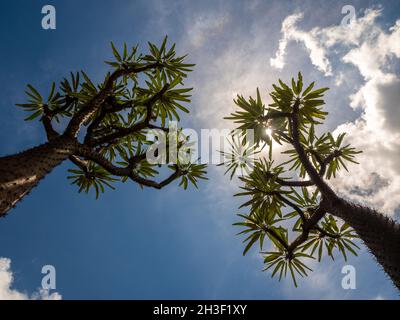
(270, 9), (386, 76)
(272, 9), (400, 214)
(270, 12), (332, 75)
(332, 18), (400, 214)
(0, 257), (61, 300)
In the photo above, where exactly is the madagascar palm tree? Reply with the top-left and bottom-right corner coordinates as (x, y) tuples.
(222, 73), (400, 289)
(0, 37), (206, 216)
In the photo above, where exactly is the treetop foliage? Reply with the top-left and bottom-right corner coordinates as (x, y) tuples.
(223, 73), (362, 287)
(17, 36), (207, 198)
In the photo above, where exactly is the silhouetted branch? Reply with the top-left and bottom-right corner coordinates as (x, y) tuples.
(64, 62), (161, 137)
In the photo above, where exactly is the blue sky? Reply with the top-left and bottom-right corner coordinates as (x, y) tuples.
(0, 0), (399, 299)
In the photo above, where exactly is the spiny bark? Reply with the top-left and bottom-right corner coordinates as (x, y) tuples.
(0, 135), (77, 216)
(328, 198), (400, 289)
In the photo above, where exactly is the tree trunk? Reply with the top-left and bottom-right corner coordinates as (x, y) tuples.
(0, 135), (77, 216)
(329, 198), (400, 289)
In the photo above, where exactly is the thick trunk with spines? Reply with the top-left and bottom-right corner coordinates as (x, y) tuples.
(329, 198), (400, 289)
(0, 136), (77, 216)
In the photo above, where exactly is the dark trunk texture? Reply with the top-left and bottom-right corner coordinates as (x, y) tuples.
(329, 198), (400, 289)
(0, 136), (77, 216)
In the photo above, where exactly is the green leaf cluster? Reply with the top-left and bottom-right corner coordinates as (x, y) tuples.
(223, 73), (362, 287)
(16, 37), (207, 197)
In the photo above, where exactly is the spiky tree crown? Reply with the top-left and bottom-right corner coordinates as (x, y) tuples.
(222, 73), (362, 287)
(17, 37), (207, 198)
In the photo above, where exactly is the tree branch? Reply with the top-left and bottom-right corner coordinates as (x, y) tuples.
(64, 62), (161, 137)
(274, 192), (306, 221)
(130, 168), (182, 189)
(275, 177), (314, 187)
(73, 142), (181, 189)
(68, 155), (89, 172)
(289, 100), (337, 201)
(84, 109), (107, 145)
(287, 203), (328, 254)
(41, 114), (59, 141)
(275, 151), (338, 187)
(91, 84), (170, 146)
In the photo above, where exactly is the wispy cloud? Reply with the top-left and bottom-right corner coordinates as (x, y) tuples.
(270, 12), (332, 75)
